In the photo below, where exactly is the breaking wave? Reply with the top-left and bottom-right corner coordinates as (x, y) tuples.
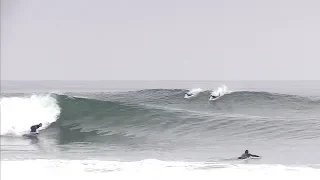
(1, 87), (319, 143)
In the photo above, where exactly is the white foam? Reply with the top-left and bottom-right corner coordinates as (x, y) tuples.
(1, 159), (320, 180)
(185, 88), (203, 98)
(0, 94), (60, 136)
(211, 85), (231, 97)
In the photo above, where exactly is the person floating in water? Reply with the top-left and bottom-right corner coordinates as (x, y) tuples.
(238, 150), (260, 159)
(30, 123), (42, 134)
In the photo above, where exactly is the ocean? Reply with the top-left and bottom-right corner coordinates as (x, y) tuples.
(1, 81), (320, 179)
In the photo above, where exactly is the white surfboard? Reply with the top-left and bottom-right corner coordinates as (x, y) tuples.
(23, 132), (39, 138)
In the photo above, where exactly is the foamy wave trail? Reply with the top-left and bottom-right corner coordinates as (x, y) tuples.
(0, 94), (60, 136)
(184, 88), (203, 98)
(2, 159), (320, 180)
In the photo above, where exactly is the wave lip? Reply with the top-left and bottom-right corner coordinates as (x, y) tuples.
(0, 94), (60, 136)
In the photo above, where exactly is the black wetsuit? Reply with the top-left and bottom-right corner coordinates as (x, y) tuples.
(238, 153), (260, 159)
(30, 125), (41, 133)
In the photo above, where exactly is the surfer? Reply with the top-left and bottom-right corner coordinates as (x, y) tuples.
(211, 93), (220, 99)
(237, 150), (260, 159)
(30, 123), (42, 134)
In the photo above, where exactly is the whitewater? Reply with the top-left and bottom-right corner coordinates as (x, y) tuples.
(1, 81), (320, 179)
(0, 94), (60, 136)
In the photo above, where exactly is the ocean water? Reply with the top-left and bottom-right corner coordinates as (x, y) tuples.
(1, 81), (320, 179)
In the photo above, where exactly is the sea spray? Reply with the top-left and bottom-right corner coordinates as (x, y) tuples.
(0, 94), (60, 136)
(211, 85), (231, 97)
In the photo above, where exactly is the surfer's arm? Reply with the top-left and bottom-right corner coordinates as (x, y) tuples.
(249, 154), (260, 157)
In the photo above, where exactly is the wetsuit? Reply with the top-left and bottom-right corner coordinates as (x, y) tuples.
(238, 153), (260, 159)
(211, 93), (220, 99)
(30, 125), (41, 133)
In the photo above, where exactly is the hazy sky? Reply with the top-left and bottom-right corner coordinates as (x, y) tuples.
(1, 0), (320, 80)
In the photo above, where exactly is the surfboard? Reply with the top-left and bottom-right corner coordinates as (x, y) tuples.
(23, 132), (38, 138)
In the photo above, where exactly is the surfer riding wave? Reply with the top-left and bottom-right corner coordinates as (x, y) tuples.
(30, 123), (42, 134)
(210, 92), (220, 99)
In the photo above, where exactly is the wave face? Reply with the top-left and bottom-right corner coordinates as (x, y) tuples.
(1, 86), (320, 164)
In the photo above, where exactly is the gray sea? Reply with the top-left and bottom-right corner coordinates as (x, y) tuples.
(1, 81), (320, 179)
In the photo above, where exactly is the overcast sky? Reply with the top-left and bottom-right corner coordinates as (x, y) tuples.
(1, 0), (320, 80)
